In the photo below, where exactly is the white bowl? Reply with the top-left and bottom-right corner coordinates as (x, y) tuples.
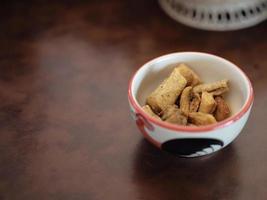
(128, 52), (254, 157)
(159, 0), (267, 31)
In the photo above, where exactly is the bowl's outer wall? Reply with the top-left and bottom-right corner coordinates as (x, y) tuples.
(129, 101), (252, 157)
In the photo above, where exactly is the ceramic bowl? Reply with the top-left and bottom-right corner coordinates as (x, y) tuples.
(159, 0), (267, 31)
(128, 52), (254, 157)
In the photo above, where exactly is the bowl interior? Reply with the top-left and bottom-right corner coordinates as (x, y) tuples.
(132, 53), (250, 117)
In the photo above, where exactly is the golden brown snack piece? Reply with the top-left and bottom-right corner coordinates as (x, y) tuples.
(188, 112), (217, 126)
(210, 87), (229, 96)
(189, 92), (201, 112)
(161, 105), (187, 125)
(144, 63), (231, 127)
(142, 105), (161, 120)
(176, 63), (201, 86)
(214, 96), (231, 121)
(199, 92), (217, 114)
(180, 86), (192, 116)
(146, 68), (187, 113)
(193, 79), (228, 94)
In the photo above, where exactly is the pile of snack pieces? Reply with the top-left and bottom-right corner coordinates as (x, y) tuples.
(142, 63), (230, 126)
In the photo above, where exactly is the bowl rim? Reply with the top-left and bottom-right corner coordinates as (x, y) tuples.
(128, 52), (254, 133)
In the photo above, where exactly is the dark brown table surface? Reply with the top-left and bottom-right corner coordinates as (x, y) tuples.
(0, 1), (267, 199)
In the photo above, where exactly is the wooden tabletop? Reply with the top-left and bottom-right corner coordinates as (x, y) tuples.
(0, 1), (266, 199)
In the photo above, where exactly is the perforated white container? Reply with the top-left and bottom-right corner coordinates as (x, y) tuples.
(159, 0), (267, 31)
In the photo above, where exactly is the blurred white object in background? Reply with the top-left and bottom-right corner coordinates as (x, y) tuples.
(159, 0), (267, 31)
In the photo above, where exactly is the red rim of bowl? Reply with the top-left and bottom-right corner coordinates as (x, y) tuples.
(128, 52), (254, 133)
